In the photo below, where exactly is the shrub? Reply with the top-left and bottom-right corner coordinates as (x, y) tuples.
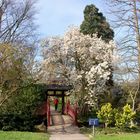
(0, 113), (39, 131)
(0, 84), (45, 131)
(97, 103), (114, 127)
(115, 104), (136, 128)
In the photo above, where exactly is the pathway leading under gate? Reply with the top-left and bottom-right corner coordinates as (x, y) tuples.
(48, 107), (89, 140)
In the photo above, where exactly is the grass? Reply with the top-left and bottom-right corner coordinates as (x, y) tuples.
(90, 133), (140, 140)
(80, 127), (140, 140)
(0, 131), (49, 140)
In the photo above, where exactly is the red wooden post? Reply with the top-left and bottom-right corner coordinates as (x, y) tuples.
(67, 100), (70, 114)
(74, 102), (78, 125)
(47, 100), (51, 126)
(46, 99), (48, 125)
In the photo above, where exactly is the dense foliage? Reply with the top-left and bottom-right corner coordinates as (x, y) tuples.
(0, 0), (40, 131)
(97, 103), (136, 128)
(0, 84), (45, 131)
(97, 103), (114, 127)
(0, 43), (34, 106)
(115, 104), (136, 128)
(80, 4), (114, 42)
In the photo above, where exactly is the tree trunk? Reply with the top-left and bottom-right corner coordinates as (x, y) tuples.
(133, 0), (140, 86)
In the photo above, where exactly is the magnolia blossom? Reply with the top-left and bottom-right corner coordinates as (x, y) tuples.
(85, 61), (112, 106)
(40, 27), (116, 107)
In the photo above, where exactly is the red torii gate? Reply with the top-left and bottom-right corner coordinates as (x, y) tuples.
(36, 80), (77, 127)
(45, 83), (72, 115)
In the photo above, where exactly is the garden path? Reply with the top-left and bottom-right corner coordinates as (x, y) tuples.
(48, 107), (89, 140)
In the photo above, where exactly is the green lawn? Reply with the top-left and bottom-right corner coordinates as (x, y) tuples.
(80, 127), (140, 140)
(0, 131), (49, 140)
(90, 133), (140, 140)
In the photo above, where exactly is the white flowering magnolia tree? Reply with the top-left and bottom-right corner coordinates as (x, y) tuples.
(40, 27), (115, 111)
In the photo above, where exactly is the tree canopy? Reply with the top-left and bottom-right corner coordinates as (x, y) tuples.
(80, 4), (114, 42)
(40, 27), (115, 113)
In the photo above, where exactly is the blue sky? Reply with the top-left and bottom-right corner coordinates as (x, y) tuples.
(35, 0), (108, 37)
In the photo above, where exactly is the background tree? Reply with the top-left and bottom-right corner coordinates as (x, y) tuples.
(0, 0), (38, 106)
(80, 4), (114, 92)
(102, 1), (140, 121)
(0, 43), (35, 107)
(0, 0), (37, 44)
(105, 0), (140, 88)
(0, 42), (43, 131)
(40, 27), (115, 115)
(80, 4), (114, 42)
(0, 0), (42, 131)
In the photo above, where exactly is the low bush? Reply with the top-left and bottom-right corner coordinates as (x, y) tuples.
(115, 104), (136, 128)
(0, 113), (40, 131)
(0, 84), (46, 131)
(97, 103), (136, 129)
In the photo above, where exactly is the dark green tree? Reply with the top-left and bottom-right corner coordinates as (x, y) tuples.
(81, 4), (114, 98)
(80, 4), (114, 42)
